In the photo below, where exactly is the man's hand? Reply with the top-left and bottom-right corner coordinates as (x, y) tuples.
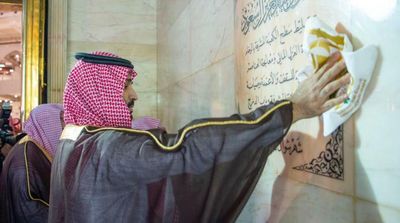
(290, 52), (351, 122)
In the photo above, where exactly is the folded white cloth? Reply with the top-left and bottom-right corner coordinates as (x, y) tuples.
(298, 17), (378, 136)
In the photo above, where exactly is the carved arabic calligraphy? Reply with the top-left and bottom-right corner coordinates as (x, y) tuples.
(241, 0), (302, 35)
(292, 126), (344, 180)
(238, 0), (345, 183)
(245, 18), (305, 56)
(247, 92), (292, 110)
(247, 44), (303, 72)
(279, 136), (303, 155)
(246, 68), (297, 90)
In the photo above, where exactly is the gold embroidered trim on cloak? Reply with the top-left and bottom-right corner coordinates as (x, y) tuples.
(81, 101), (291, 151)
(23, 136), (51, 207)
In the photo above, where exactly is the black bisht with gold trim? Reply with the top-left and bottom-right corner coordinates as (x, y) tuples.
(49, 101), (293, 223)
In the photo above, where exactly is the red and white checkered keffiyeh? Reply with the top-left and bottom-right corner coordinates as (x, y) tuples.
(24, 103), (64, 157)
(63, 51), (137, 128)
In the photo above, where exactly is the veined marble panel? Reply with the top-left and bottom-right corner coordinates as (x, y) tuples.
(157, 8), (191, 91)
(189, 0), (235, 74)
(158, 78), (193, 133)
(67, 42), (157, 65)
(157, 0), (191, 38)
(355, 98), (400, 209)
(349, 2), (400, 210)
(356, 199), (400, 223)
(190, 56), (237, 119)
(238, 166), (354, 223)
(158, 55), (236, 132)
(69, 0), (156, 45)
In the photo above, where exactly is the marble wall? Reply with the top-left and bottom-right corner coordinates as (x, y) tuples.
(350, 1), (400, 221)
(236, 1), (400, 223)
(157, 0), (237, 132)
(67, 0), (157, 117)
(158, 0), (400, 222)
(65, 0), (400, 221)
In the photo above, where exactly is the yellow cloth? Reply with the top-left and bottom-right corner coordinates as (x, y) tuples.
(299, 17), (378, 136)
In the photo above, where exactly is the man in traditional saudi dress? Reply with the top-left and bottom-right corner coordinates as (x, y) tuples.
(0, 103), (64, 223)
(49, 51), (350, 223)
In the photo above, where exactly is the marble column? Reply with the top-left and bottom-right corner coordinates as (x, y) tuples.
(47, 0), (67, 103)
